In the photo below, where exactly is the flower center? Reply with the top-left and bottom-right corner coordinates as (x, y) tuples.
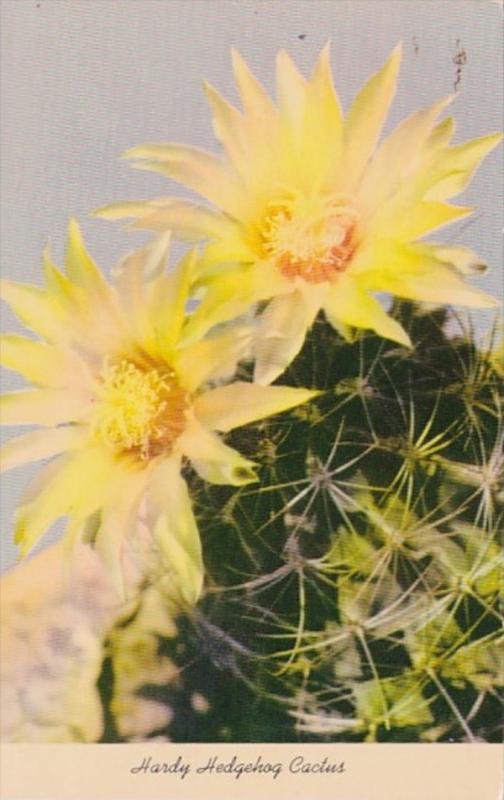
(93, 358), (187, 459)
(261, 197), (359, 284)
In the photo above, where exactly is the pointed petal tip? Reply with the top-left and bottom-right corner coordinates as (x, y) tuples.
(399, 330), (413, 349)
(230, 46), (246, 74)
(276, 48), (289, 65)
(319, 41), (331, 59)
(129, 161), (158, 173)
(89, 206), (104, 218)
(120, 144), (153, 161)
(392, 41), (403, 59)
(481, 293), (501, 309)
(67, 217), (84, 248)
(121, 145), (139, 160)
(202, 79), (214, 96)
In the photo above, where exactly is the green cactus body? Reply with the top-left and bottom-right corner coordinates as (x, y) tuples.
(101, 303), (503, 743)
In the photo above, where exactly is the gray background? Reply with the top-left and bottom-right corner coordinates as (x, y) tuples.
(1, 0), (502, 570)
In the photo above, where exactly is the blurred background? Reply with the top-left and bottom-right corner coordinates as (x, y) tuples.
(1, 0), (502, 570)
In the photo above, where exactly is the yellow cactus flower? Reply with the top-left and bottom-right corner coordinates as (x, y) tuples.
(0, 221), (318, 602)
(96, 45), (501, 384)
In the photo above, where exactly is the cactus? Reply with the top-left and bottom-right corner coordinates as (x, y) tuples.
(97, 301), (503, 743)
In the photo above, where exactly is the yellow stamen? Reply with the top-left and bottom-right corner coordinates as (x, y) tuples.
(92, 358), (187, 459)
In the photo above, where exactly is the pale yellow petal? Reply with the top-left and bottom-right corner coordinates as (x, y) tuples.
(147, 457), (203, 605)
(273, 46), (344, 191)
(204, 81), (248, 175)
(1, 279), (67, 343)
(0, 389), (93, 427)
(14, 448), (115, 557)
(305, 43), (343, 177)
(180, 262), (289, 345)
(199, 228), (258, 269)
(276, 49), (307, 130)
(44, 258), (125, 358)
(149, 248), (197, 353)
(0, 334), (90, 389)
(424, 133), (502, 201)
(381, 267), (500, 307)
(65, 219), (111, 299)
(91, 200), (156, 220)
(323, 276), (411, 347)
(427, 244), (488, 275)
(358, 95), (453, 215)
(194, 381), (319, 432)
(114, 232), (171, 282)
(361, 243), (500, 308)
(173, 326), (253, 393)
(231, 48), (276, 121)
(94, 469), (148, 598)
(43, 253), (85, 313)
(424, 116), (456, 151)
(124, 144), (246, 215)
(111, 236), (171, 353)
(0, 427), (86, 474)
(179, 418), (257, 486)
(128, 199), (235, 240)
(230, 50), (282, 186)
(340, 44), (402, 192)
(253, 290), (320, 385)
(360, 120), (489, 235)
(382, 201), (472, 241)
(42, 233), (125, 356)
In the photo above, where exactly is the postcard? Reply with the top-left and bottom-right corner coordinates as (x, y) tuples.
(1, 1), (502, 799)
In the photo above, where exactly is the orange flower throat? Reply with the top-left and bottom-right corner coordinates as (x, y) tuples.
(261, 198), (359, 285)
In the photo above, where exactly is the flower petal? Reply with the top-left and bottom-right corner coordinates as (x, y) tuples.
(305, 44), (343, 178)
(379, 267), (499, 308)
(425, 116), (456, 151)
(65, 219), (111, 301)
(0, 335), (90, 389)
(358, 95), (453, 215)
(128, 199), (235, 241)
(1, 280), (67, 343)
(383, 201), (472, 241)
(181, 262), (289, 345)
(427, 244), (488, 275)
(179, 418), (257, 486)
(94, 469), (148, 598)
(323, 276), (411, 347)
(0, 389), (93, 427)
(194, 381), (319, 432)
(204, 81), (248, 176)
(276, 49), (307, 131)
(173, 326), (253, 393)
(231, 48), (276, 122)
(361, 243), (500, 308)
(147, 456), (203, 605)
(253, 290), (320, 385)
(149, 248), (198, 354)
(0, 427), (86, 474)
(199, 229), (258, 269)
(110, 236), (171, 353)
(340, 44), (402, 192)
(91, 200), (156, 220)
(124, 144), (245, 216)
(424, 133), (502, 201)
(14, 448), (115, 557)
